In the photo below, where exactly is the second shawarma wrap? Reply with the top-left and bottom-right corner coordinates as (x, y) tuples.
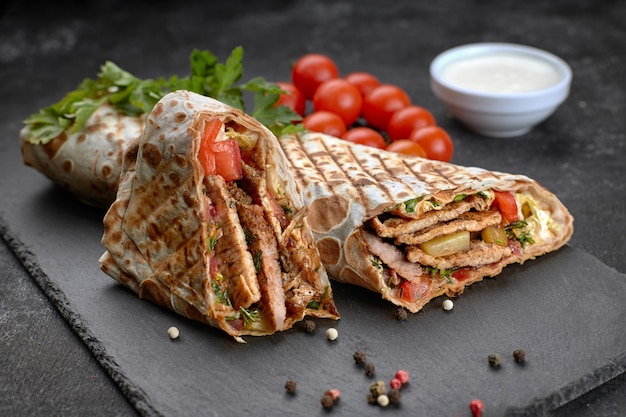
(279, 132), (574, 313)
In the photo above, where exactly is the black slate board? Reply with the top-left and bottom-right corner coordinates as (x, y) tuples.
(1, 136), (626, 417)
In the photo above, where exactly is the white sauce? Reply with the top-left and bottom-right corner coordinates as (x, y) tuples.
(441, 52), (562, 93)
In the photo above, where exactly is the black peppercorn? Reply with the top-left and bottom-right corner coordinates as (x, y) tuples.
(395, 307), (408, 321)
(303, 319), (316, 333)
(321, 394), (334, 409)
(285, 379), (297, 395)
(353, 350), (366, 365)
(388, 388), (401, 404)
(364, 362), (376, 377)
(513, 349), (526, 363)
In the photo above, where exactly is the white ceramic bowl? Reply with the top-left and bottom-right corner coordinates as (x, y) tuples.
(430, 42), (572, 138)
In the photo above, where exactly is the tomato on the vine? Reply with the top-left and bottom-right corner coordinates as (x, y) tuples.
(344, 71), (381, 98)
(362, 84), (411, 131)
(291, 53), (339, 100)
(313, 79), (363, 126)
(303, 110), (347, 137)
(341, 127), (387, 149)
(409, 126), (454, 162)
(385, 139), (427, 158)
(387, 105), (436, 141)
(274, 82), (306, 117)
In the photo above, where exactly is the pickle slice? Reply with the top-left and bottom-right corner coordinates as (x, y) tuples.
(419, 231), (470, 257)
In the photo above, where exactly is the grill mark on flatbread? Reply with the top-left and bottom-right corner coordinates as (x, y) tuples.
(406, 240), (512, 269)
(395, 210), (502, 245)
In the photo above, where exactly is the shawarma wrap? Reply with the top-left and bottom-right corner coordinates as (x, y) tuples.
(21, 104), (144, 207)
(99, 91), (338, 342)
(279, 132), (574, 313)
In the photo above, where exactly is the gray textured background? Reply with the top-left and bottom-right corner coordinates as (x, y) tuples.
(1, 1), (625, 416)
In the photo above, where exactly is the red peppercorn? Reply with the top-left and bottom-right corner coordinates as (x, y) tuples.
(324, 389), (341, 402)
(469, 399), (484, 417)
(389, 378), (402, 390)
(395, 369), (409, 384)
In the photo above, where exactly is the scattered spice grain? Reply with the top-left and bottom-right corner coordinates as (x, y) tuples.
(167, 326), (180, 340)
(469, 399), (484, 417)
(303, 319), (316, 333)
(442, 299), (454, 311)
(324, 389), (341, 402)
(488, 353), (501, 368)
(377, 394), (390, 407)
(321, 394), (334, 410)
(326, 327), (339, 341)
(395, 369), (410, 384)
(395, 307), (408, 321)
(364, 362), (376, 377)
(369, 380), (385, 397)
(389, 378), (402, 390)
(353, 350), (366, 365)
(285, 379), (297, 395)
(387, 388), (401, 404)
(513, 349), (526, 363)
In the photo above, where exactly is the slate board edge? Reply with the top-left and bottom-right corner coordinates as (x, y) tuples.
(505, 351), (626, 416)
(0, 217), (162, 417)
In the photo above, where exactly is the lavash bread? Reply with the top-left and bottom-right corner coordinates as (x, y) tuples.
(99, 91), (338, 341)
(279, 132), (574, 313)
(20, 104), (144, 207)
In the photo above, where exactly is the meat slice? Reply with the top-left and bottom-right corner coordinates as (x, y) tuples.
(237, 202), (286, 331)
(360, 228), (425, 283)
(371, 194), (491, 238)
(204, 175), (260, 309)
(395, 210), (502, 245)
(406, 240), (512, 269)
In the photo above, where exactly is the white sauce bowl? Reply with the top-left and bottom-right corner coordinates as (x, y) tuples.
(430, 43), (572, 138)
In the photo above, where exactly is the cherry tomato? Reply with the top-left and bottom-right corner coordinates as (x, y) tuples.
(344, 71), (381, 98)
(362, 84), (411, 130)
(492, 191), (520, 223)
(385, 139), (427, 158)
(303, 110), (347, 137)
(291, 53), (339, 100)
(313, 79), (363, 126)
(341, 127), (386, 149)
(409, 126), (454, 162)
(274, 81), (306, 117)
(387, 105), (436, 141)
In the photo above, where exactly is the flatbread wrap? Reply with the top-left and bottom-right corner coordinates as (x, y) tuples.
(21, 104), (144, 207)
(279, 132), (574, 313)
(99, 91), (338, 342)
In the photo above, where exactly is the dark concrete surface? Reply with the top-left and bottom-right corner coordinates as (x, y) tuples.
(1, 1), (625, 416)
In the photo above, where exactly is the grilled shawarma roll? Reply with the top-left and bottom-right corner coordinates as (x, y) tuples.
(279, 132), (574, 313)
(100, 91), (338, 342)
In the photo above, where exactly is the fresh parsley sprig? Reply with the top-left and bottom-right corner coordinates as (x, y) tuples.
(23, 46), (302, 145)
